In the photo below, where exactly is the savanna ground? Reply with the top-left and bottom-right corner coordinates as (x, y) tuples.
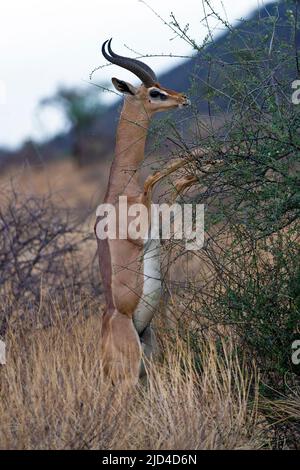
(1, 0), (300, 450)
(0, 160), (262, 450)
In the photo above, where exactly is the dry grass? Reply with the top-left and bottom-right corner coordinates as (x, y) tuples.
(0, 159), (289, 450)
(0, 159), (109, 211)
(0, 306), (267, 450)
(260, 388), (300, 449)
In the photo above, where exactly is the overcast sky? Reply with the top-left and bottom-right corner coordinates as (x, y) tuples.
(0, 0), (274, 150)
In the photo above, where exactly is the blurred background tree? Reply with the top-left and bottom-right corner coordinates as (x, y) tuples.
(40, 85), (108, 166)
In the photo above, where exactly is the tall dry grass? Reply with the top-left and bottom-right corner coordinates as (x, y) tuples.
(1, 163), (293, 450)
(261, 388), (300, 449)
(0, 303), (267, 450)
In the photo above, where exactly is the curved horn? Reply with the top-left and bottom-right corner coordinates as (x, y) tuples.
(107, 39), (157, 83)
(102, 39), (157, 88)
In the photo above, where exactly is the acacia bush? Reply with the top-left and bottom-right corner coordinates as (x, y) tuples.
(0, 188), (100, 335)
(150, 0), (300, 392)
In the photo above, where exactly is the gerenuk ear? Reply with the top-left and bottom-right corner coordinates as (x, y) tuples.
(111, 77), (137, 95)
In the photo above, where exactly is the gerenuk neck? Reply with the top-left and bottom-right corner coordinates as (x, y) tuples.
(105, 97), (151, 203)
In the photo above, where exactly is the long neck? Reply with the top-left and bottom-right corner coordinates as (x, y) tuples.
(105, 97), (151, 201)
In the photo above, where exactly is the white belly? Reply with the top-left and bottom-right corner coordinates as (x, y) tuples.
(133, 233), (161, 335)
